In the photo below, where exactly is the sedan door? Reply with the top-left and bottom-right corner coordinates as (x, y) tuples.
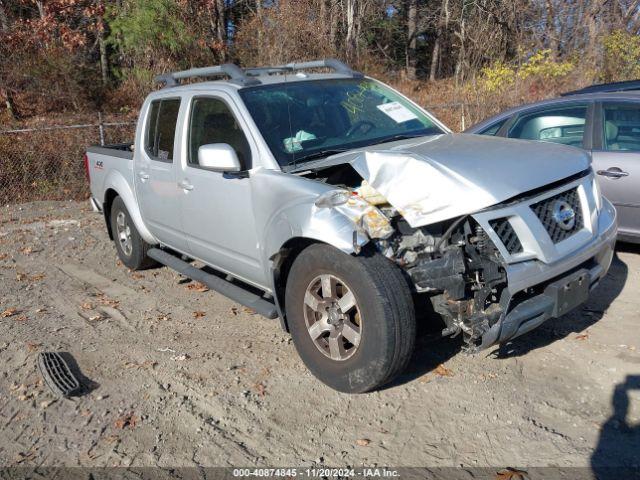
(591, 101), (640, 239)
(177, 94), (266, 289)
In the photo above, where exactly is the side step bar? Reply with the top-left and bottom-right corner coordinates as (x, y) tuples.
(148, 248), (279, 319)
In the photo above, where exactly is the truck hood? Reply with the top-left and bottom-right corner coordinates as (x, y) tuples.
(299, 133), (591, 227)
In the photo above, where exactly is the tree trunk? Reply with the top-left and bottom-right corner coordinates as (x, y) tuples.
(344, 0), (358, 62)
(429, 0), (449, 81)
(0, 0), (8, 32)
(405, 0), (418, 80)
(97, 25), (109, 86)
(429, 37), (439, 81)
(35, 0), (45, 19)
(1, 88), (19, 120)
(545, 0), (558, 58)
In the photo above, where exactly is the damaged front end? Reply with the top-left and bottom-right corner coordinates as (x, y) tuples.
(380, 215), (507, 351)
(306, 164), (507, 352)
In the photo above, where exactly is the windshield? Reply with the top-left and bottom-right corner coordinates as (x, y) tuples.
(239, 78), (445, 167)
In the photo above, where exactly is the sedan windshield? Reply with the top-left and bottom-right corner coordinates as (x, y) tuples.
(239, 78), (445, 167)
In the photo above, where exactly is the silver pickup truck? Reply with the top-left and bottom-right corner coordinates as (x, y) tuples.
(86, 59), (617, 393)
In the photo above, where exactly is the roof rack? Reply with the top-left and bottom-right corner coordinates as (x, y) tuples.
(562, 79), (640, 96)
(154, 58), (362, 88)
(154, 64), (260, 88)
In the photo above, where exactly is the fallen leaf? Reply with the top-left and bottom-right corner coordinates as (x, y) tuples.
(88, 314), (102, 321)
(26, 342), (41, 352)
(243, 307), (256, 314)
(496, 468), (529, 480)
(192, 311), (206, 319)
(0, 253), (8, 260)
(355, 438), (371, 446)
(14, 315), (28, 322)
(186, 281), (209, 292)
(230, 307), (239, 316)
(19, 247), (33, 255)
(80, 302), (94, 310)
(14, 450), (36, 464)
(114, 413), (139, 430)
(254, 382), (267, 397)
(1, 308), (18, 318)
(130, 272), (144, 280)
(434, 364), (454, 377)
(418, 375), (432, 384)
(575, 333), (589, 341)
(15, 272), (27, 281)
(171, 353), (190, 361)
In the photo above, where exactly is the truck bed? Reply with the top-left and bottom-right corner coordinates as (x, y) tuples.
(87, 143), (134, 160)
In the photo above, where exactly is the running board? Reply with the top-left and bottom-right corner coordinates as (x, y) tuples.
(148, 248), (279, 319)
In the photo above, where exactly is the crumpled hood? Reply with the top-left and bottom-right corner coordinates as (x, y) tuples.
(309, 133), (591, 227)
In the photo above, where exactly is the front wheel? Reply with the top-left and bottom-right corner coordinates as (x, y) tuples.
(285, 244), (416, 393)
(110, 196), (156, 270)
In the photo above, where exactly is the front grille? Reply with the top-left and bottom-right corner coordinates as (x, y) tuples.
(490, 218), (523, 254)
(530, 187), (583, 243)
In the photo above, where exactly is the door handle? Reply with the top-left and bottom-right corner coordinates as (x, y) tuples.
(138, 172), (150, 181)
(596, 169), (629, 179)
(178, 180), (194, 191)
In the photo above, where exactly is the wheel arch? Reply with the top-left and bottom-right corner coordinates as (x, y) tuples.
(270, 237), (331, 332)
(101, 171), (156, 245)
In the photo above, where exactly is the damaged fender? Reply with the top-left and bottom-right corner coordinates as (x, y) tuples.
(252, 170), (371, 286)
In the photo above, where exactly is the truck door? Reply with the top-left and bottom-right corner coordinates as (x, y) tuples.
(178, 94), (266, 288)
(592, 101), (640, 239)
(134, 97), (190, 251)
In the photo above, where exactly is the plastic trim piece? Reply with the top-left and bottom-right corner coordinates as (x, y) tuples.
(37, 352), (81, 398)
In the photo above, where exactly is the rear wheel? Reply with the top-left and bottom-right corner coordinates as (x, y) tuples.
(110, 196), (156, 270)
(285, 244), (415, 393)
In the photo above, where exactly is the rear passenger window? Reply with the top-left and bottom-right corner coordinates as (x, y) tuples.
(145, 98), (181, 161)
(603, 103), (640, 151)
(508, 105), (587, 148)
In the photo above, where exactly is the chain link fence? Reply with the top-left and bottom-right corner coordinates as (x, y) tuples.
(0, 103), (476, 206)
(0, 115), (136, 205)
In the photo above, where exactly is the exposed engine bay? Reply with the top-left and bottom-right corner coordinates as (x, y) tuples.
(301, 162), (508, 351)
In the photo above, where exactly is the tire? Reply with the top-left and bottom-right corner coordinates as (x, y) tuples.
(110, 196), (156, 270)
(285, 244), (416, 393)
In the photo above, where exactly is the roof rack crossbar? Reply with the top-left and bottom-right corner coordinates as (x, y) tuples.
(154, 63), (260, 88)
(244, 58), (363, 78)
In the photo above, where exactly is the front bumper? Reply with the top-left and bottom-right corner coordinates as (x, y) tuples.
(478, 197), (617, 349)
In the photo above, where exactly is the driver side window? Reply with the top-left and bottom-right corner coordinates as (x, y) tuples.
(188, 97), (251, 169)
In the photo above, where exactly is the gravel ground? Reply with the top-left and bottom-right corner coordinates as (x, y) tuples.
(0, 200), (638, 470)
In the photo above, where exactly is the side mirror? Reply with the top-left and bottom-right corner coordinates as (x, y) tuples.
(198, 143), (241, 172)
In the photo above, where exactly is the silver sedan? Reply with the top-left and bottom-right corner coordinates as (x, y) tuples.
(466, 85), (640, 243)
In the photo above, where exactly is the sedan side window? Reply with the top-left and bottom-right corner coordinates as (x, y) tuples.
(508, 105), (587, 148)
(478, 117), (509, 136)
(188, 97), (251, 169)
(603, 103), (640, 151)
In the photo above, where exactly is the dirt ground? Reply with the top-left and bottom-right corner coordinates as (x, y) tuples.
(0, 200), (639, 470)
